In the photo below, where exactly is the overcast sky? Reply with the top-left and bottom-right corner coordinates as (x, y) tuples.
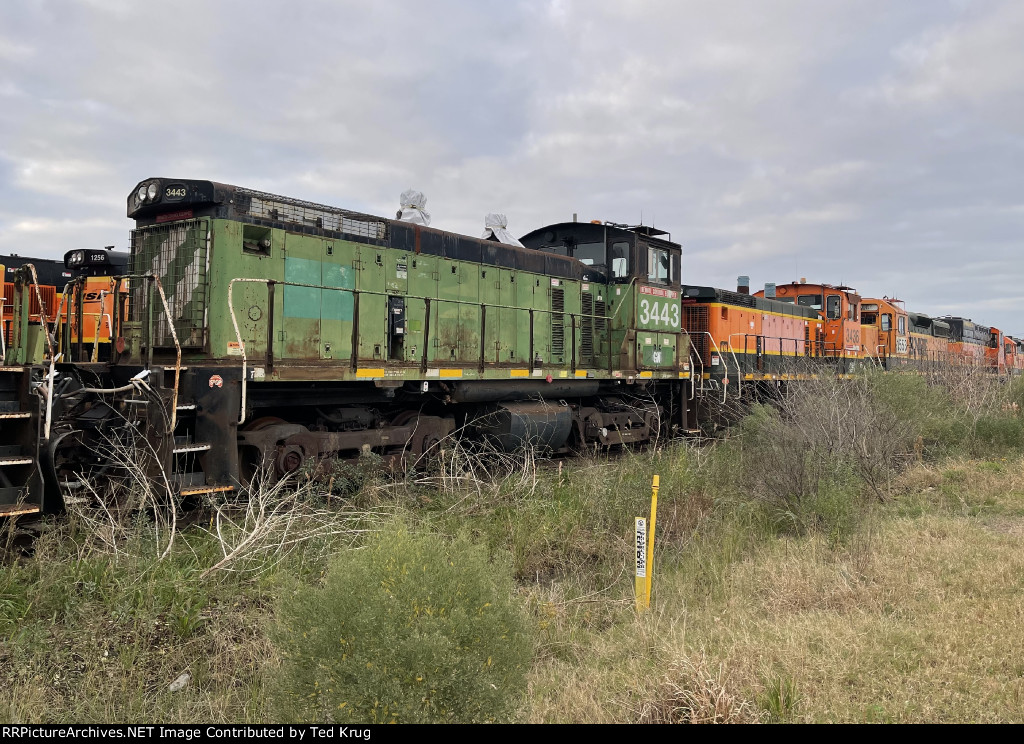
(2, 0), (1022, 331)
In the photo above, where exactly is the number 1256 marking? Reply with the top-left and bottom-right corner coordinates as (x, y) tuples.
(639, 299), (680, 329)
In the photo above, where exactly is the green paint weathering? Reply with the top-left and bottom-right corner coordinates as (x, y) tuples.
(283, 257), (355, 321)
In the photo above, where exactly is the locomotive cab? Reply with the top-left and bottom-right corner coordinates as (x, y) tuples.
(519, 221), (681, 288)
(755, 281), (864, 373)
(860, 297), (908, 368)
(520, 221), (685, 375)
(987, 327), (1006, 374)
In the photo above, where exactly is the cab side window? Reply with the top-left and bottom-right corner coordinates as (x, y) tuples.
(647, 247), (670, 283)
(898, 316), (905, 334)
(881, 314), (892, 332)
(826, 295), (840, 320)
(611, 241), (629, 279)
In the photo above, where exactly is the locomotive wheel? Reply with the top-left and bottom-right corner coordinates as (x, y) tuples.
(417, 434), (444, 471)
(275, 444), (306, 477)
(238, 417), (291, 486)
(49, 429), (128, 509)
(390, 410), (421, 427)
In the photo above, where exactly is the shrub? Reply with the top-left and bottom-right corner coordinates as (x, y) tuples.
(271, 524), (533, 723)
(726, 370), (918, 533)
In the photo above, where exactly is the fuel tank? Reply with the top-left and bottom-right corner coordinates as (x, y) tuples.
(471, 401), (573, 451)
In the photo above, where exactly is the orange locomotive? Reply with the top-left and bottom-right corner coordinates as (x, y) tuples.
(0, 255), (65, 350)
(905, 313), (952, 370)
(679, 278), (823, 395)
(859, 297), (909, 368)
(753, 280), (863, 374)
(0, 249), (128, 364)
(985, 326), (1008, 376)
(941, 318), (992, 368)
(60, 248), (129, 361)
(1005, 336), (1024, 376)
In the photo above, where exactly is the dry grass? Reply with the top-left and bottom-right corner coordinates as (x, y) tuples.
(705, 513), (1024, 722)
(526, 456), (1024, 723)
(634, 654), (760, 723)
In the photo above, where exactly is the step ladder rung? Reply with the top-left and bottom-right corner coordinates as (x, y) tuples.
(0, 367), (24, 373)
(0, 456), (33, 466)
(173, 443), (211, 454)
(176, 404), (196, 411)
(179, 485), (234, 497)
(0, 504), (40, 517)
(0, 412), (31, 419)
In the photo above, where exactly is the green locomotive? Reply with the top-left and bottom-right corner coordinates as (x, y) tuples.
(0, 178), (692, 511)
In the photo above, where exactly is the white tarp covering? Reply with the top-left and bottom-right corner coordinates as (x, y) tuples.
(481, 213), (524, 247)
(397, 189), (431, 226)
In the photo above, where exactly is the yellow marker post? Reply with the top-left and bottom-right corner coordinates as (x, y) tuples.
(634, 517), (648, 612)
(645, 475), (660, 608)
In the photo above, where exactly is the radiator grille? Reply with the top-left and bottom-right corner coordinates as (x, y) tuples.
(551, 287), (565, 356)
(2, 282), (56, 319)
(682, 305), (710, 364)
(130, 219), (209, 348)
(595, 300), (607, 333)
(580, 292), (594, 358)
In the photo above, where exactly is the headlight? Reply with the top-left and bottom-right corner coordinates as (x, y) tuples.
(137, 186), (147, 202)
(147, 183), (158, 200)
(69, 251), (84, 265)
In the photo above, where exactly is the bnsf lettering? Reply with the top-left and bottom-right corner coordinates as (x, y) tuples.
(83, 292), (104, 301)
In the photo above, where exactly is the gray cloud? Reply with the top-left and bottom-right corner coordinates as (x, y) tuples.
(1, 0), (1023, 332)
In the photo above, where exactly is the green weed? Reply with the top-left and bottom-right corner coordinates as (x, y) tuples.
(270, 522), (533, 724)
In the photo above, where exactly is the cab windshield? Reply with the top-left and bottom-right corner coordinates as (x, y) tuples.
(573, 242), (607, 276)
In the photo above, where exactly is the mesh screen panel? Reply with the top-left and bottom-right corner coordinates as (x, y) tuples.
(234, 188), (388, 241)
(130, 219), (209, 348)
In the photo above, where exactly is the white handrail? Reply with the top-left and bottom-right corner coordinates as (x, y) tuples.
(27, 272), (71, 440)
(693, 331), (728, 404)
(727, 332), (757, 398)
(679, 331), (699, 401)
(148, 276), (182, 431)
(228, 277), (275, 426)
(688, 352), (697, 401)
